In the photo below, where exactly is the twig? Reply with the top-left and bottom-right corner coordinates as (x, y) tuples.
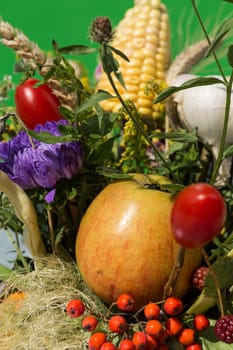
(163, 246), (186, 299)
(202, 248), (225, 317)
(47, 209), (55, 252)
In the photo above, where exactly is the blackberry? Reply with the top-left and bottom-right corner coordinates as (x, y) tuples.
(192, 266), (209, 290)
(214, 315), (233, 344)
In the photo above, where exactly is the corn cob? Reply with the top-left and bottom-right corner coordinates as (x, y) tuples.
(96, 0), (170, 127)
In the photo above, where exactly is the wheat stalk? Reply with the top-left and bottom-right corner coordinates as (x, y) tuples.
(0, 19), (77, 109)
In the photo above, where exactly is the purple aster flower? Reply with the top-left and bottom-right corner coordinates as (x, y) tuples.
(0, 119), (85, 190)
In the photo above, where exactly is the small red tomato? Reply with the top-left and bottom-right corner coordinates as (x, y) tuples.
(194, 314), (210, 331)
(119, 339), (136, 350)
(108, 315), (127, 333)
(171, 183), (226, 249)
(66, 299), (85, 318)
(100, 342), (117, 350)
(82, 315), (98, 331)
(88, 332), (107, 350)
(144, 302), (161, 320)
(165, 317), (183, 336)
(132, 331), (148, 350)
(15, 78), (62, 130)
(186, 343), (203, 350)
(145, 319), (163, 337)
(178, 328), (195, 346)
(163, 297), (183, 316)
(116, 293), (135, 312)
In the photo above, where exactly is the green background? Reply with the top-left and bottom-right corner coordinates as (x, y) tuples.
(0, 0), (232, 104)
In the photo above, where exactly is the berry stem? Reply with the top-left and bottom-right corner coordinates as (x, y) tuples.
(163, 246), (185, 299)
(202, 248), (225, 317)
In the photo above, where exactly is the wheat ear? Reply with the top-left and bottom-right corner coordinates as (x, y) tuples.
(0, 19), (77, 109)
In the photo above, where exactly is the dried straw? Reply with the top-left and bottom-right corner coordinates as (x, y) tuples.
(0, 255), (108, 350)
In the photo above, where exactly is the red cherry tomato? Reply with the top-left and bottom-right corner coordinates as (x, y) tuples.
(171, 183), (227, 249)
(15, 78), (62, 130)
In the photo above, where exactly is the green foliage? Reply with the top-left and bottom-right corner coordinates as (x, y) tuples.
(204, 256), (233, 298)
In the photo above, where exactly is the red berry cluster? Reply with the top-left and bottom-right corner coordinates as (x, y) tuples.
(65, 294), (210, 350)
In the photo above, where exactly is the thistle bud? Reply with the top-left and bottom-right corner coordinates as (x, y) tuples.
(89, 16), (113, 44)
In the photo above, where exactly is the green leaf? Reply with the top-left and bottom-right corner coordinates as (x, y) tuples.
(159, 183), (185, 193)
(58, 44), (96, 55)
(108, 45), (129, 62)
(101, 45), (126, 89)
(224, 0), (233, 3)
(76, 90), (116, 114)
(167, 141), (184, 155)
(28, 130), (80, 143)
(227, 44), (233, 67)
(66, 187), (78, 200)
(205, 18), (233, 57)
(204, 256), (233, 297)
(0, 263), (12, 281)
(97, 167), (133, 179)
(223, 144), (233, 159)
(151, 129), (198, 143)
(154, 77), (224, 103)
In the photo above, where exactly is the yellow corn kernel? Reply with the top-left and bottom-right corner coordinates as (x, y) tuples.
(96, 0), (170, 128)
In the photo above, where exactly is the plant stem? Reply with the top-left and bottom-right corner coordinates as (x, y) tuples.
(191, 0), (227, 84)
(47, 208), (55, 252)
(202, 248), (225, 317)
(163, 246), (186, 299)
(6, 229), (30, 272)
(210, 71), (233, 184)
(102, 45), (175, 180)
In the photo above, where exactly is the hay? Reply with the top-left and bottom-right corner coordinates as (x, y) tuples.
(0, 255), (108, 350)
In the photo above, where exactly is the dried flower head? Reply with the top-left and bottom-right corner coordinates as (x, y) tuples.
(0, 120), (84, 189)
(89, 16), (113, 44)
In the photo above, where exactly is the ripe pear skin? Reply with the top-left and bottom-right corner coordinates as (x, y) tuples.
(76, 179), (202, 309)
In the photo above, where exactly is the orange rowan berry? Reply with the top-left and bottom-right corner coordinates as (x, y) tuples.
(100, 342), (117, 350)
(119, 339), (136, 350)
(163, 297), (183, 316)
(116, 293), (135, 312)
(194, 314), (210, 331)
(186, 343), (203, 350)
(146, 334), (159, 349)
(132, 331), (148, 349)
(145, 319), (163, 337)
(178, 328), (195, 346)
(144, 302), (161, 320)
(88, 332), (107, 350)
(108, 315), (127, 333)
(82, 315), (98, 331)
(165, 317), (183, 336)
